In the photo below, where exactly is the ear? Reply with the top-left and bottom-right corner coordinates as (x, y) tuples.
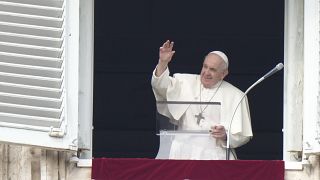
(221, 70), (229, 79)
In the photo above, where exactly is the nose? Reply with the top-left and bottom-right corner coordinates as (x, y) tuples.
(204, 68), (211, 75)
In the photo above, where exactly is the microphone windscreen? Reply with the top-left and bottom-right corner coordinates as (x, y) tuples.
(276, 63), (284, 70)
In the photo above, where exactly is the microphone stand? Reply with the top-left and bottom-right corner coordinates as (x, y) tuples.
(226, 63), (283, 160)
(226, 78), (263, 160)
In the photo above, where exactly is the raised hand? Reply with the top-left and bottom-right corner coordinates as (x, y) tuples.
(155, 40), (176, 76)
(159, 40), (175, 64)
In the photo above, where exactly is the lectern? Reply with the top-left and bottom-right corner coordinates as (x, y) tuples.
(155, 100), (226, 160)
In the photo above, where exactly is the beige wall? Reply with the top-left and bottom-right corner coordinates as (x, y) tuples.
(285, 155), (320, 180)
(0, 144), (91, 180)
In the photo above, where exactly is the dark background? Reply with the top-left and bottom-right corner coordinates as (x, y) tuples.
(93, 0), (284, 159)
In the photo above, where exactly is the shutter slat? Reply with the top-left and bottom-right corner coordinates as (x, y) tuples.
(0, 102), (62, 119)
(0, 22), (63, 38)
(0, 1), (63, 18)
(0, 112), (61, 127)
(0, 32), (62, 48)
(0, 92), (62, 108)
(0, 82), (62, 98)
(0, 11), (63, 28)
(0, 62), (62, 78)
(0, 72), (62, 89)
(0, 0), (64, 8)
(0, 42), (62, 58)
(0, 52), (62, 68)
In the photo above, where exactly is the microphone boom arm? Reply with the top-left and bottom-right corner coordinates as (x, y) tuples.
(226, 78), (262, 160)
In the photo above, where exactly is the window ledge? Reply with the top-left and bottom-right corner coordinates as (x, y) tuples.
(77, 159), (92, 167)
(285, 161), (303, 170)
(76, 159), (304, 170)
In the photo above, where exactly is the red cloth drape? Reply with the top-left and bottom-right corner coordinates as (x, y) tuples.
(92, 158), (284, 180)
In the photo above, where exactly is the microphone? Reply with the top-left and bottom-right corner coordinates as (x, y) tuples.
(256, 63), (284, 85)
(226, 62), (284, 160)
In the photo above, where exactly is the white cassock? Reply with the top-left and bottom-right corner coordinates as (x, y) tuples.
(151, 68), (253, 160)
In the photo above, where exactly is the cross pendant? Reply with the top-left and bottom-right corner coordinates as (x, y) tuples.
(195, 113), (205, 125)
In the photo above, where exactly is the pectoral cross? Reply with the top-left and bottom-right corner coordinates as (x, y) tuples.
(195, 113), (204, 125)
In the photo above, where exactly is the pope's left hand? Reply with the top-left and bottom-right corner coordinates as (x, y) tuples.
(210, 125), (227, 140)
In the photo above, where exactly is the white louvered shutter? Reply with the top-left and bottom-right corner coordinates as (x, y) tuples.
(0, 0), (79, 150)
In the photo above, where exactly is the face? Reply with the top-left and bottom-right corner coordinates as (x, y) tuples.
(200, 53), (228, 88)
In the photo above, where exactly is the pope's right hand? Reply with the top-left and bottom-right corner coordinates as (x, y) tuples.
(159, 40), (175, 65)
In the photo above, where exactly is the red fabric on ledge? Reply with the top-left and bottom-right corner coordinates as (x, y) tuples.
(92, 158), (284, 180)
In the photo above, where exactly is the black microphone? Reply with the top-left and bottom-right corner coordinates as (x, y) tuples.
(226, 62), (284, 160)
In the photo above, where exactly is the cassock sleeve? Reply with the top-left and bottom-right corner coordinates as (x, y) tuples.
(220, 93), (253, 148)
(152, 68), (169, 98)
(229, 95), (252, 148)
(151, 67), (180, 120)
(151, 67), (190, 120)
